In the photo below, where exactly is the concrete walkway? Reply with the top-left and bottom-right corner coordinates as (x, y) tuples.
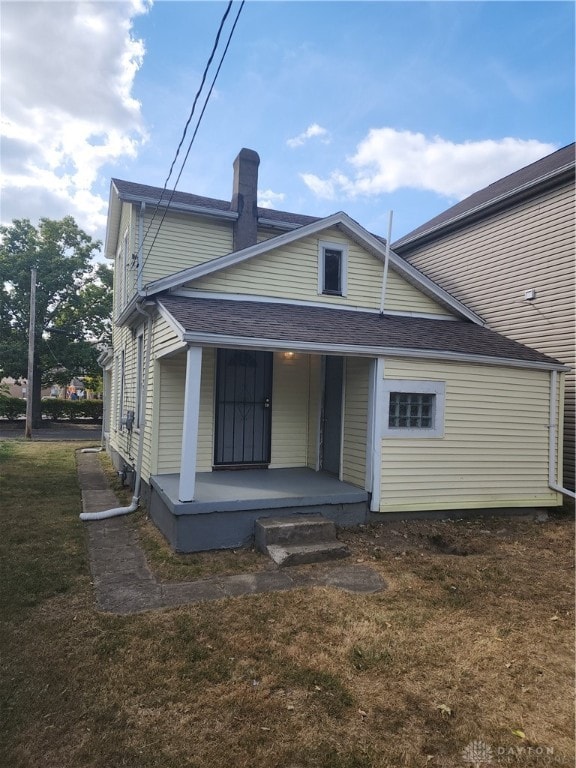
(77, 451), (386, 614)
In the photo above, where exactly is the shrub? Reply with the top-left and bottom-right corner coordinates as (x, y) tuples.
(0, 395), (26, 420)
(41, 399), (103, 422)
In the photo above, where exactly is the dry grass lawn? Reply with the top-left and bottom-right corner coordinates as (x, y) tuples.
(1, 440), (574, 768)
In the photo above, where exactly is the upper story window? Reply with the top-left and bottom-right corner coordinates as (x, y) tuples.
(318, 241), (348, 296)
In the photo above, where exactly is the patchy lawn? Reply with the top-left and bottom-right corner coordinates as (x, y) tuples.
(1, 441), (574, 768)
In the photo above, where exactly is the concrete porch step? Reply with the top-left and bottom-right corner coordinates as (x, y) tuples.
(255, 515), (350, 567)
(266, 541), (351, 567)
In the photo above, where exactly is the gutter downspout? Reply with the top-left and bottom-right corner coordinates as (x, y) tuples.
(379, 211), (393, 316)
(548, 370), (575, 500)
(80, 303), (154, 520)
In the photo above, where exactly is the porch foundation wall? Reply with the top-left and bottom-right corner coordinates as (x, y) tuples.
(148, 487), (368, 553)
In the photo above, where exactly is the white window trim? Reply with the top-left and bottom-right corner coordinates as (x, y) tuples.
(318, 240), (348, 297)
(382, 379), (445, 438)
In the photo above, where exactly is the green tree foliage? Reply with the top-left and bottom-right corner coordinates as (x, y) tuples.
(0, 216), (110, 425)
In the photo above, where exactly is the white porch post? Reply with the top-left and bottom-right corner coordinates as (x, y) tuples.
(179, 345), (203, 502)
(366, 357), (385, 513)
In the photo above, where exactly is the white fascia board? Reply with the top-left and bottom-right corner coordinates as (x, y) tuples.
(97, 347), (114, 369)
(117, 190), (239, 221)
(179, 331), (570, 372)
(104, 181), (123, 260)
(156, 300), (187, 339)
(171, 288), (458, 321)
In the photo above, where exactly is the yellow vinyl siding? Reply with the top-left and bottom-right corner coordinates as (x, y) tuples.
(141, 211), (233, 286)
(154, 348), (215, 476)
(270, 352), (310, 468)
(403, 180), (575, 487)
(378, 358), (560, 512)
(197, 348), (215, 472)
(186, 227), (453, 316)
(342, 357), (369, 488)
(307, 355), (321, 469)
(156, 355), (186, 475)
(114, 203), (135, 316)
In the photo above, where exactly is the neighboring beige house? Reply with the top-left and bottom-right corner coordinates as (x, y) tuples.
(394, 144), (575, 491)
(99, 149), (568, 552)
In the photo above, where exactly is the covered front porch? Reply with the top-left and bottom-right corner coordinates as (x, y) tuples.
(148, 467), (369, 553)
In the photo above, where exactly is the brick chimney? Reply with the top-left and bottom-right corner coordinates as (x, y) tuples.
(231, 148), (260, 251)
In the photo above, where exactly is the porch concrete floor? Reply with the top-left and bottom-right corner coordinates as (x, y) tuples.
(150, 467), (368, 515)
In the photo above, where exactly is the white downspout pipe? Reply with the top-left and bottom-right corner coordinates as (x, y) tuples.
(80, 305), (154, 520)
(548, 369), (575, 500)
(379, 211), (393, 316)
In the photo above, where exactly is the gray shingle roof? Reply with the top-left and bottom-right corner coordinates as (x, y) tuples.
(158, 295), (563, 368)
(112, 178), (320, 229)
(393, 143), (575, 249)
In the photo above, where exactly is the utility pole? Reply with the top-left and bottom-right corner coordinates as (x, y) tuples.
(25, 266), (37, 440)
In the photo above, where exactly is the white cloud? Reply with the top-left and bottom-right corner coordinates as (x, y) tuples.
(0, 0), (150, 241)
(258, 189), (285, 209)
(287, 123), (330, 149)
(301, 129), (557, 201)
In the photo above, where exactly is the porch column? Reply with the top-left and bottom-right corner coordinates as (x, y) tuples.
(366, 357), (385, 513)
(179, 345), (203, 502)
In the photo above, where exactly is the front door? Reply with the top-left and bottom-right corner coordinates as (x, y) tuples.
(321, 356), (343, 476)
(214, 349), (273, 466)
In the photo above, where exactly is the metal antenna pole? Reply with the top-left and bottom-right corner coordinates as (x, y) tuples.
(25, 266), (37, 440)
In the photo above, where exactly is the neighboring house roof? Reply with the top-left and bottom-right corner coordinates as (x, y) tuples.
(393, 143), (575, 250)
(141, 211), (483, 325)
(157, 295), (566, 371)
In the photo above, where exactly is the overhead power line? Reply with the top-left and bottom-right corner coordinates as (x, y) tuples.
(137, 0), (245, 282)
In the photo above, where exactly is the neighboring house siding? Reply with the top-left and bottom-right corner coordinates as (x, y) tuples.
(342, 357), (369, 488)
(379, 358), (561, 512)
(186, 227), (453, 316)
(270, 352), (310, 468)
(141, 211), (233, 286)
(400, 180), (575, 488)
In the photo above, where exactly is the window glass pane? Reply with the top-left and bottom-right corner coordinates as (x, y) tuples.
(323, 249), (341, 293)
(388, 392), (435, 429)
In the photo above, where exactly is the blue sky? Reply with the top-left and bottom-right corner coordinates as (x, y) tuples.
(1, 1), (574, 251)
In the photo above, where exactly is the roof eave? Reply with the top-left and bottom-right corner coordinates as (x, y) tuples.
(178, 329), (569, 372)
(394, 163), (575, 251)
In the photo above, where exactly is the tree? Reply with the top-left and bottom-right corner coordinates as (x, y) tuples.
(0, 216), (110, 426)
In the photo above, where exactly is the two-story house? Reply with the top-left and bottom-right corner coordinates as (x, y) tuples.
(394, 144), (575, 492)
(98, 149), (568, 552)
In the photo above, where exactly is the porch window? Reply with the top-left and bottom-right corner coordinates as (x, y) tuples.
(382, 380), (445, 438)
(318, 241), (348, 296)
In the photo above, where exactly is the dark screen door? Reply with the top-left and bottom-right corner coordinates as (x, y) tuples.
(214, 349), (273, 466)
(321, 356), (343, 476)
